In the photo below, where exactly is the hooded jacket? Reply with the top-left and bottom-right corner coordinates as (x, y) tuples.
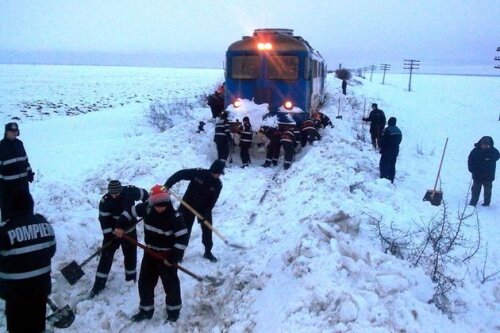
(468, 136), (500, 181)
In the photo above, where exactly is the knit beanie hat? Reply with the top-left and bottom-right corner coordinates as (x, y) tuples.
(388, 117), (397, 126)
(148, 185), (170, 205)
(108, 180), (123, 195)
(209, 160), (226, 175)
(5, 122), (19, 133)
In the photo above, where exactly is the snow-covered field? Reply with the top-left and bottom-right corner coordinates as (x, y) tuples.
(0, 65), (498, 332)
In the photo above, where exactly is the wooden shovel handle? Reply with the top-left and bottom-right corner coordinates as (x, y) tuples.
(432, 138), (449, 195)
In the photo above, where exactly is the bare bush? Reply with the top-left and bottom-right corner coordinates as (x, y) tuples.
(475, 243), (500, 284)
(146, 98), (195, 132)
(335, 68), (352, 81)
(373, 197), (481, 318)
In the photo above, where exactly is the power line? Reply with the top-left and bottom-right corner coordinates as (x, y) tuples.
(369, 64), (377, 82)
(380, 64), (391, 84)
(404, 59), (420, 92)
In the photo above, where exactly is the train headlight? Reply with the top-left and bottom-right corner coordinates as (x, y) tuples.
(284, 101), (293, 110)
(257, 42), (273, 50)
(233, 99), (242, 108)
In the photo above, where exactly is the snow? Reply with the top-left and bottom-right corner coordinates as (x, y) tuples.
(0, 64), (498, 332)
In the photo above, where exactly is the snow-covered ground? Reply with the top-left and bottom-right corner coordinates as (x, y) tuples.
(0, 65), (498, 332)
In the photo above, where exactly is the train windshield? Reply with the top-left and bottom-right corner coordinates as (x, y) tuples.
(268, 56), (299, 80)
(231, 56), (260, 79)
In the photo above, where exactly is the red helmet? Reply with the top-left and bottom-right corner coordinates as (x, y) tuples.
(148, 185), (170, 205)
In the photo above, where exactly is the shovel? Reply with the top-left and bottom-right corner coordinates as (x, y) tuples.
(46, 298), (75, 329)
(423, 138), (448, 206)
(121, 234), (224, 287)
(169, 190), (249, 249)
(61, 224), (138, 285)
(336, 99), (343, 119)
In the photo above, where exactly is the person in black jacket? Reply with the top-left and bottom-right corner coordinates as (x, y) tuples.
(90, 180), (149, 297)
(362, 103), (386, 149)
(280, 126), (296, 170)
(261, 126), (281, 167)
(300, 119), (321, 147)
(0, 122), (34, 221)
(379, 117), (402, 183)
(115, 185), (188, 323)
(164, 160), (224, 262)
(0, 188), (56, 333)
(207, 85), (225, 119)
(468, 136), (500, 207)
(238, 117), (253, 168)
(214, 111), (231, 162)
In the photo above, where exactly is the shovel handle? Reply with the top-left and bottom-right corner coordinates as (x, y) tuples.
(47, 298), (59, 311)
(168, 190), (228, 242)
(121, 234), (204, 282)
(432, 137), (449, 194)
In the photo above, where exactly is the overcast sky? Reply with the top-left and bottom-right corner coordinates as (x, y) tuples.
(0, 0), (498, 70)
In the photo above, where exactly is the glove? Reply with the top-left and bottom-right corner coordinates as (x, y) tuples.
(28, 170), (35, 183)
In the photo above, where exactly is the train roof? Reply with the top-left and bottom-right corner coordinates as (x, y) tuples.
(227, 28), (322, 56)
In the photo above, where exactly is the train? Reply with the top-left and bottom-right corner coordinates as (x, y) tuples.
(224, 28), (327, 127)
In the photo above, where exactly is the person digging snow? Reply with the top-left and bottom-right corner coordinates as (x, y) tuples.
(114, 185), (188, 323)
(164, 160), (224, 262)
(468, 136), (499, 207)
(90, 180), (149, 298)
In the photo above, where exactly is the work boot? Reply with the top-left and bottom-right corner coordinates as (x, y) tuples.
(261, 161), (271, 168)
(203, 251), (218, 263)
(481, 202), (490, 207)
(272, 160), (278, 166)
(131, 310), (153, 322)
(166, 310), (180, 323)
(89, 286), (103, 298)
(468, 201), (477, 207)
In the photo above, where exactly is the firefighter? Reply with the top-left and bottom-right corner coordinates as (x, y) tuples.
(164, 160), (224, 262)
(238, 117), (253, 168)
(316, 112), (334, 128)
(0, 122), (34, 221)
(90, 180), (149, 297)
(207, 85), (225, 119)
(0, 188), (56, 333)
(214, 111), (231, 162)
(280, 126), (296, 170)
(261, 126), (281, 167)
(362, 103), (386, 149)
(300, 118), (321, 147)
(115, 185), (188, 323)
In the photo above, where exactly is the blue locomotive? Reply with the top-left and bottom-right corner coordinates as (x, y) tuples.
(224, 28), (327, 126)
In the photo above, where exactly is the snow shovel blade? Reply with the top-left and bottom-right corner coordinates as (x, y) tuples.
(423, 190), (443, 206)
(46, 304), (75, 329)
(61, 261), (85, 285)
(336, 115), (343, 119)
(224, 240), (249, 250)
(205, 275), (225, 287)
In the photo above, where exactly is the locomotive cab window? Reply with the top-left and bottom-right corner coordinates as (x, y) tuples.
(231, 56), (260, 79)
(268, 56), (299, 80)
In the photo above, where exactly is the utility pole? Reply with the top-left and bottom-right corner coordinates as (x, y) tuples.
(380, 64), (391, 84)
(369, 65), (377, 81)
(495, 47), (500, 69)
(363, 67), (367, 79)
(404, 59), (420, 92)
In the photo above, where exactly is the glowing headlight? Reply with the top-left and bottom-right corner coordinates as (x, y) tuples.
(257, 42), (272, 50)
(233, 99), (242, 108)
(284, 101), (293, 110)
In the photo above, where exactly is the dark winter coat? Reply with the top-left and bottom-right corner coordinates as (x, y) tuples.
(214, 119), (231, 144)
(468, 136), (500, 181)
(0, 211), (56, 299)
(165, 168), (222, 216)
(318, 112), (333, 128)
(0, 138), (33, 188)
(207, 92), (225, 118)
(239, 123), (253, 147)
(363, 109), (386, 134)
(379, 125), (402, 155)
(117, 201), (188, 263)
(98, 185), (149, 240)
